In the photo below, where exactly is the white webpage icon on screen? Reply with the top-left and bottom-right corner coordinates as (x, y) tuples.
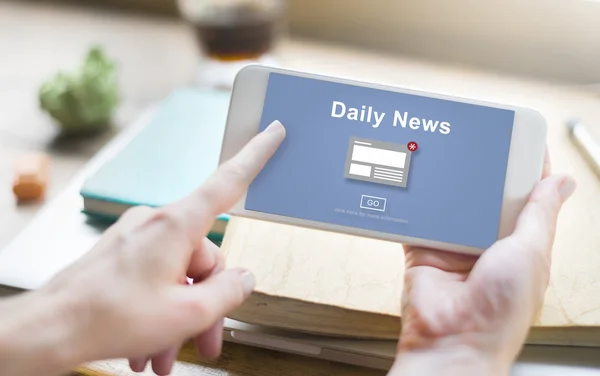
(344, 136), (412, 188)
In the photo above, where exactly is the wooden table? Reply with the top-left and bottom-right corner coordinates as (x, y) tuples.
(3, 1), (600, 375)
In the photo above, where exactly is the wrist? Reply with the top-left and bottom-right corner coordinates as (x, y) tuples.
(0, 289), (88, 375)
(389, 339), (511, 376)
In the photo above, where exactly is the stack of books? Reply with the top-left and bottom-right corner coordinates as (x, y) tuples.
(79, 87), (231, 243)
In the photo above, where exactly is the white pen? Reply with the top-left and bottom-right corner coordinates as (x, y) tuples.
(567, 118), (600, 177)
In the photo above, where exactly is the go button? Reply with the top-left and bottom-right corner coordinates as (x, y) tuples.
(360, 195), (387, 212)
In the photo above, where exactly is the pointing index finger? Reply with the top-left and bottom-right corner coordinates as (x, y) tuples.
(166, 120), (286, 243)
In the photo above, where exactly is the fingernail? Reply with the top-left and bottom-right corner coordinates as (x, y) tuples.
(235, 268), (256, 296)
(558, 175), (577, 200)
(129, 357), (148, 372)
(264, 120), (285, 134)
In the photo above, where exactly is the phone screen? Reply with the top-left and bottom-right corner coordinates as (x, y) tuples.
(245, 72), (515, 249)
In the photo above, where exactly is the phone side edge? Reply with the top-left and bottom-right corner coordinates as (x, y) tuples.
(498, 107), (547, 240)
(220, 65), (271, 217)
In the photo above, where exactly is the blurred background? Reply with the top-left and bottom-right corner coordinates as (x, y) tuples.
(12, 0), (600, 84)
(292, 0), (600, 85)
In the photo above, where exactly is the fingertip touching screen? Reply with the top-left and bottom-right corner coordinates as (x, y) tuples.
(245, 73), (515, 249)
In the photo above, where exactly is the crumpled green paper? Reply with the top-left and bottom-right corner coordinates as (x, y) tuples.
(39, 46), (119, 134)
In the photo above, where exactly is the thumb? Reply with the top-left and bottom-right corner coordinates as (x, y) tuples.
(175, 268), (256, 333)
(469, 173), (576, 289)
(469, 174), (576, 336)
(510, 173), (576, 256)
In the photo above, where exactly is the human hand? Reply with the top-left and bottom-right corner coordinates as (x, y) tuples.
(38, 120), (286, 375)
(391, 150), (576, 375)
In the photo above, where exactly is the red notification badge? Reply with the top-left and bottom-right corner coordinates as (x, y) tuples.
(407, 141), (418, 152)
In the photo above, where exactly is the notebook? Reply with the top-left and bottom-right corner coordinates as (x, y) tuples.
(80, 87), (231, 242)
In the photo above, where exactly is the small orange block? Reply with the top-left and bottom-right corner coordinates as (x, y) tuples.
(12, 153), (51, 201)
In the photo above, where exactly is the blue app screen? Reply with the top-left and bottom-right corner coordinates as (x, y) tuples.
(245, 73), (514, 249)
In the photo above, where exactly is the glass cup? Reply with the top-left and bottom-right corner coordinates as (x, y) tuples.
(177, 0), (287, 90)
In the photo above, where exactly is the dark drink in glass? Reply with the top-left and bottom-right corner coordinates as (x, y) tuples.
(178, 0), (286, 89)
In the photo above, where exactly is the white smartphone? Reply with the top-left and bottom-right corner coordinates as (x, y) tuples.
(219, 65), (547, 255)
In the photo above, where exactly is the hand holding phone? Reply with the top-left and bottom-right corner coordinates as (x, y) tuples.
(219, 65), (547, 255)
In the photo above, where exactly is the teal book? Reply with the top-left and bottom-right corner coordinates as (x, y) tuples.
(80, 87), (231, 242)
